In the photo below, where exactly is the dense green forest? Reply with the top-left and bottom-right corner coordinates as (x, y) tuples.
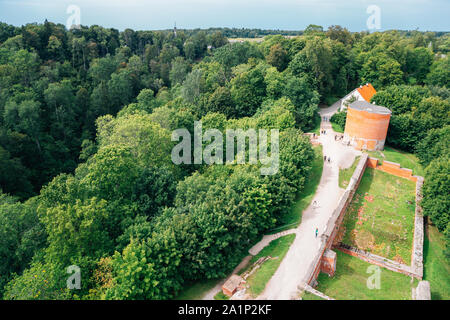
(0, 21), (448, 299)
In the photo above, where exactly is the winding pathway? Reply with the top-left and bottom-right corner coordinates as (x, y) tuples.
(258, 102), (361, 300)
(203, 101), (361, 300)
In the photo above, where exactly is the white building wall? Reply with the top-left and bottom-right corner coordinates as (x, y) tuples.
(340, 89), (364, 111)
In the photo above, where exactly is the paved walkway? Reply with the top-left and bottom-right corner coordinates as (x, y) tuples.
(257, 103), (361, 300)
(203, 102), (361, 300)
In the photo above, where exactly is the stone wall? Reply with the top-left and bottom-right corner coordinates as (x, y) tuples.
(305, 154), (369, 285)
(305, 153), (425, 286)
(336, 244), (419, 278)
(367, 157), (418, 182)
(411, 176), (424, 279)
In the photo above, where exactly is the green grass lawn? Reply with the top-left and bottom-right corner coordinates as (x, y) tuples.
(243, 234), (296, 297)
(301, 291), (325, 300)
(339, 168), (416, 264)
(308, 112), (322, 135)
(313, 250), (416, 300)
(269, 145), (323, 233)
(174, 278), (220, 300)
(214, 291), (230, 300)
(365, 146), (424, 177)
(339, 156), (360, 189)
(423, 224), (450, 300)
(331, 122), (344, 133)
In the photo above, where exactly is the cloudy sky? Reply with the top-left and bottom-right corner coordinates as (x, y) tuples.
(0, 0), (449, 31)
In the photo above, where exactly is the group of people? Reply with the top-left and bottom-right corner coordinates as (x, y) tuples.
(323, 155), (331, 163)
(334, 134), (343, 141)
(320, 129), (327, 135)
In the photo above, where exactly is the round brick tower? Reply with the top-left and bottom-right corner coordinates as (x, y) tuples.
(343, 101), (391, 151)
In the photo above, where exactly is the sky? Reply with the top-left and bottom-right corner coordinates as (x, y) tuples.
(0, 0), (449, 32)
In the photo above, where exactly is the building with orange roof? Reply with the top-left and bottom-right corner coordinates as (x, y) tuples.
(340, 83), (377, 111)
(343, 100), (391, 151)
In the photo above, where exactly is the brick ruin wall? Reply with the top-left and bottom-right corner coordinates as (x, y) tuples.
(305, 154), (369, 285)
(305, 154), (424, 286)
(367, 158), (418, 183)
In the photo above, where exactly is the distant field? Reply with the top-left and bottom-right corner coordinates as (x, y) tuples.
(339, 168), (416, 264)
(312, 250), (416, 300)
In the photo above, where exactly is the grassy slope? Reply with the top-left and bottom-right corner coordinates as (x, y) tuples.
(423, 224), (450, 300)
(174, 145), (323, 299)
(244, 234), (296, 297)
(339, 156), (360, 189)
(341, 168), (416, 263)
(269, 145), (323, 233)
(174, 278), (219, 300)
(313, 250), (416, 300)
(366, 146), (424, 177)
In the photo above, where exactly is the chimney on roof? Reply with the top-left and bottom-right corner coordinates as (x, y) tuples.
(366, 83), (369, 86)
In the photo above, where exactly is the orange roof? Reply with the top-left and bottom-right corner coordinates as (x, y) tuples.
(356, 83), (377, 102)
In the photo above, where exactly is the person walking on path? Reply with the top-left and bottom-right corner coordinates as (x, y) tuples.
(315, 228), (319, 238)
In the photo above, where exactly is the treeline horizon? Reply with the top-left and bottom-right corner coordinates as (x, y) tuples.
(3, 20), (450, 37)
